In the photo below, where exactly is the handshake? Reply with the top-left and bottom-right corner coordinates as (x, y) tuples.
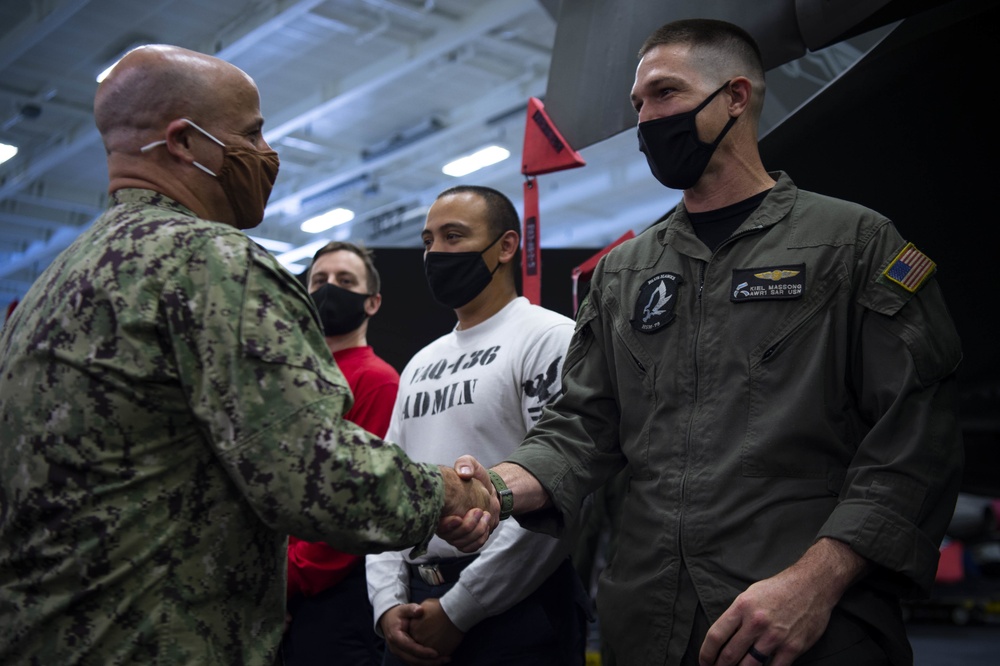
(434, 455), (506, 552)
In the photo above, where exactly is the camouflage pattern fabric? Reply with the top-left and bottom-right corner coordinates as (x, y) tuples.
(0, 189), (443, 665)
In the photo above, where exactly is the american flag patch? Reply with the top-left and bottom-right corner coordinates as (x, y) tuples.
(883, 242), (936, 292)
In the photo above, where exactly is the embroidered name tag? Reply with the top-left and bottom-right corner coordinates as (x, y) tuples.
(631, 272), (682, 333)
(731, 264), (805, 302)
(881, 242), (936, 293)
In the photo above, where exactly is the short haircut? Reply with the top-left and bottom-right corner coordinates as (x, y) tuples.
(638, 18), (766, 114)
(436, 185), (521, 241)
(308, 241), (381, 294)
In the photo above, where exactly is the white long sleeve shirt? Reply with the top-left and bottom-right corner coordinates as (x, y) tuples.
(367, 297), (575, 631)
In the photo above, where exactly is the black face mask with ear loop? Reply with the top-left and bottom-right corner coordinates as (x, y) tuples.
(637, 81), (737, 190)
(423, 233), (504, 309)
(310, 283), (371, 336)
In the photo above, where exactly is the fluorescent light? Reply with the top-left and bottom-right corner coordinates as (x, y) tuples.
(283, 262), (309, 274)
(274, 239), (331, 270)
(442, 145), (510, 177)
(246, 235), (293, 253)
(280, 137), (330, 154)
(301, 207), (354, 233)
(0, 143), (17, 165)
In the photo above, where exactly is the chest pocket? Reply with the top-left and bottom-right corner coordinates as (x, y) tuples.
(742, 262), (853, 489)
(240, 250), (345, 389)
(606, 289), (669, 477)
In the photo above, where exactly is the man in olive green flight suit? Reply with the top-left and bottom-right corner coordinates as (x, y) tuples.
(449, 18), (963, 666)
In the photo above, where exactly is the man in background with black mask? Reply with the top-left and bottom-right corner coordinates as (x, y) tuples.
(444, 18), (964, 666)
(283, 241), (399, 665)
(367, 185), (590, 666)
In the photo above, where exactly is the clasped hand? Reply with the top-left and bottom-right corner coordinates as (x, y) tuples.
(379, 599), (463, 666)
(435, 455), (499, 551)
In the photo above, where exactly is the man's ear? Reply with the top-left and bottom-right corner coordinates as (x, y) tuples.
(499, 229), (520, 264)
(365, 292), (382, 317)
(727, 76), (752, 117)
(158, 120), (198, 163)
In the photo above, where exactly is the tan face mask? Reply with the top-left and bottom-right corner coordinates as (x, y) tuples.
(142, 118), (280, 229)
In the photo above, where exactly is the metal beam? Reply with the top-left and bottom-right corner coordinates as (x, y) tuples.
(0, 0), (92, 71)
(0, 120), (99, 201)
(8, 190), (104, 215)
(263, 0), (539, 142)
(0, 210), (76, 231)
(0, 0), (335, 206)
(0, 0), (337, 279)
(0, 0), (545, 279)
(203, 0), (329, 60)
(264, 57), (548, 221)
(0, 221), (93, 279)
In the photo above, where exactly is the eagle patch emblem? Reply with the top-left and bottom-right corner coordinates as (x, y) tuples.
(631, 272), (682, 333)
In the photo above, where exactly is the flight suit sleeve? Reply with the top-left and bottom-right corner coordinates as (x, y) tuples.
(509, 281), (629, 537)
(817, 227), (964, 595)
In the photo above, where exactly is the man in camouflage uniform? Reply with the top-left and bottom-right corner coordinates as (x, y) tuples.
(0, 44), (490, 666)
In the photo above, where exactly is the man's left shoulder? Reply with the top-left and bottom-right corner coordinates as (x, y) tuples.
(793, 187), (886, 221)
(369, 351), (402, 382)
(523, 303), (575, 332)
(787, 188), (893, 249)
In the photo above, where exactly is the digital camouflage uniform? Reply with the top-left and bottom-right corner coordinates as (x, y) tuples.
(0, 189), (444, 665)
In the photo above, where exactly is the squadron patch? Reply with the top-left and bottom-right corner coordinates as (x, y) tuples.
(631, 272), (682, 333)
(731, 264), (805, 302)
(880, 242), (936, 293)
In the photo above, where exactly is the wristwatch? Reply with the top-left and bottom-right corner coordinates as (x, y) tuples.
(487, 469), (514, 520)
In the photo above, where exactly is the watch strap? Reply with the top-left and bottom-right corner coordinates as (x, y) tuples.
(487, 469), (514, 520)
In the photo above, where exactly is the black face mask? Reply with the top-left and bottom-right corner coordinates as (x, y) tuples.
(310, 283), (371, 336)
(637, 81), (737, 190)
(424, 233), (504, 309)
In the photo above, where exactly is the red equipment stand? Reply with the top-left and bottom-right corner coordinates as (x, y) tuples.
(519, 97), (585, 305)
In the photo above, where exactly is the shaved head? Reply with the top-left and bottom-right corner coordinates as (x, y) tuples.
(94, 45), (256, 153)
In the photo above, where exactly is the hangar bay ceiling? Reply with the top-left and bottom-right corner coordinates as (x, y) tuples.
(1, 0), (883, 306)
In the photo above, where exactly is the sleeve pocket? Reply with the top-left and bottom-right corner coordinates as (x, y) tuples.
(564, 295), (598, 375)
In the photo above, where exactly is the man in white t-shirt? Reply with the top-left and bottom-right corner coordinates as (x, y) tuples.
(367, 185), (588, 665)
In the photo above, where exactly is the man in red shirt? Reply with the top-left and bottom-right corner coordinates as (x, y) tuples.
(284, 241), (400, 665)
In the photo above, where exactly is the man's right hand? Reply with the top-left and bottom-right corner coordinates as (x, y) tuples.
(379, 604), (449, 666)
(436, 456), (499, 551)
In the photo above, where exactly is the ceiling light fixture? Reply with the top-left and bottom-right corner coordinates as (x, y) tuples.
(246, 235), (293, 253)
(300, 207), (355, 234)
(0, 142), (17, 165)
(280, 136), (331, 155)
(363, 116), (444, 162)
(442, 145), (510, 177)
(274, 239), (332, 272)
